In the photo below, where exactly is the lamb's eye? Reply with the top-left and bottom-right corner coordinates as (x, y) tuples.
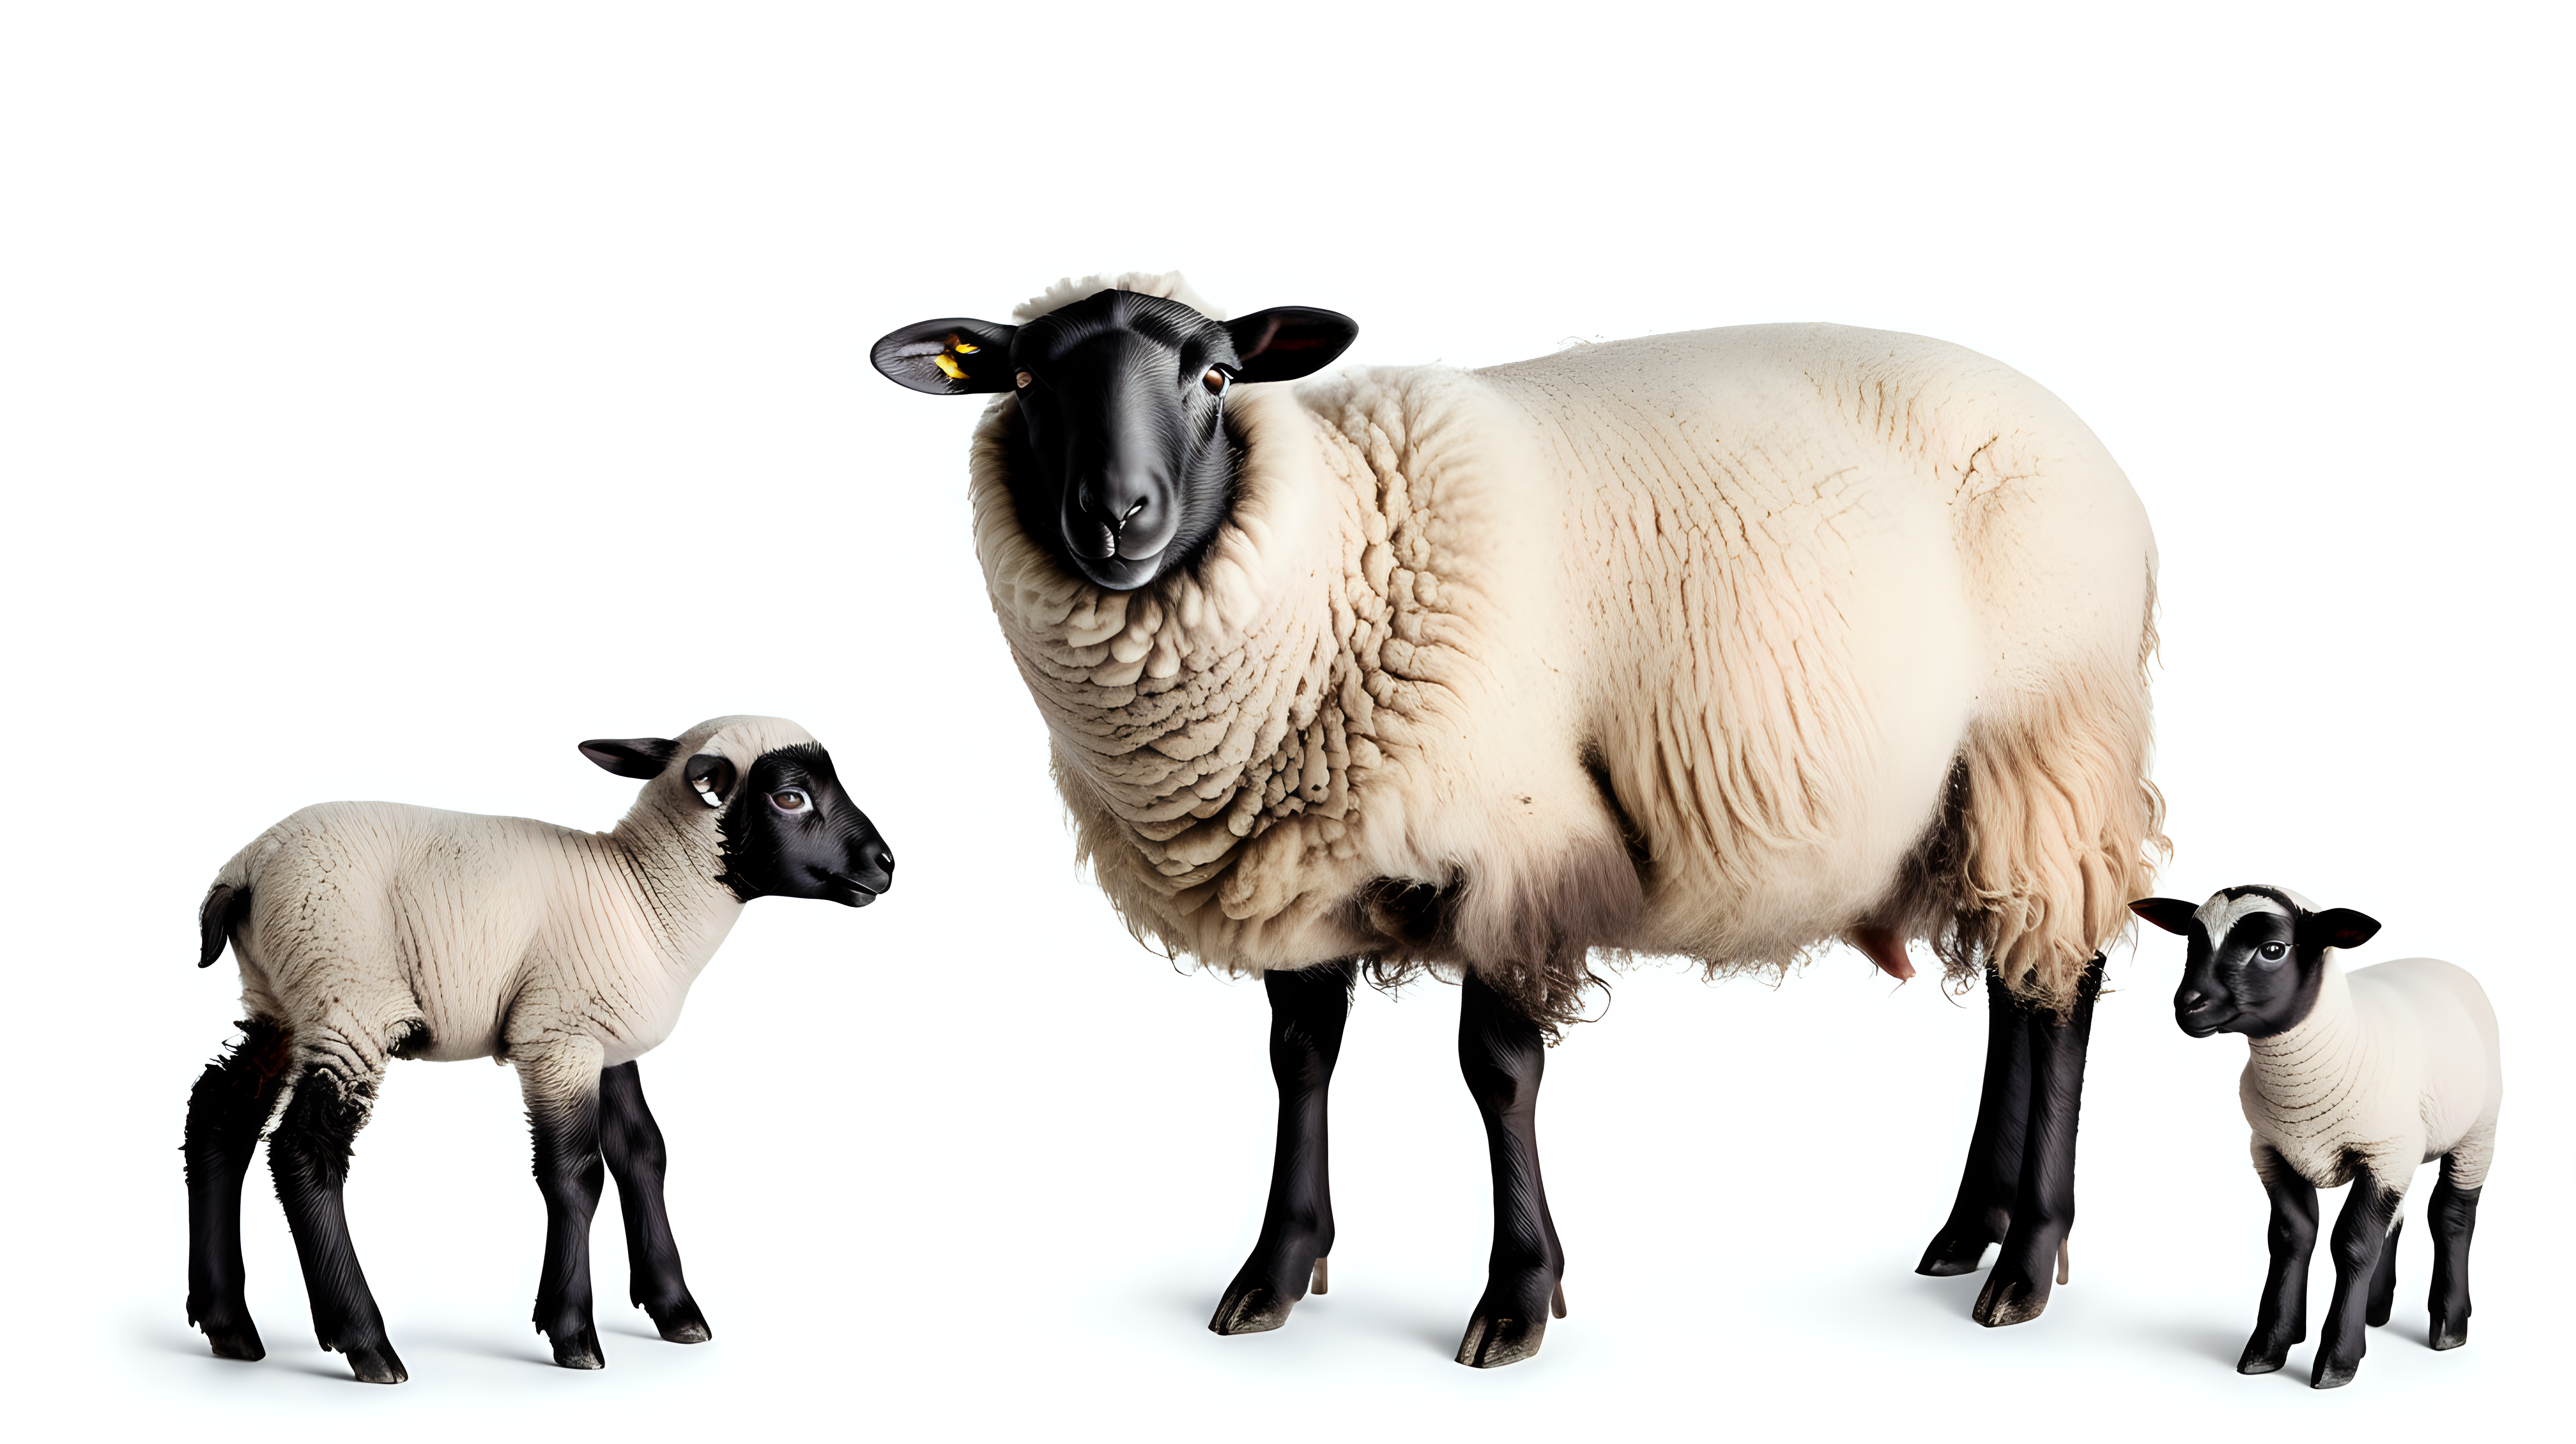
(1015, 369), (1033, 389)
(1202, 366), (1229, 396)
(771, 790), (808, 812)
(2257, 942), (2287, 961)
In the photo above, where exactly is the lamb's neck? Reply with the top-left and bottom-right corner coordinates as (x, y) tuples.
(2243, 958), (2373, 1125)
(597, 805), (744, 974)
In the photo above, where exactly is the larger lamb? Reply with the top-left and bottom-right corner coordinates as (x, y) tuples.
(874, 272), (2165, 1366)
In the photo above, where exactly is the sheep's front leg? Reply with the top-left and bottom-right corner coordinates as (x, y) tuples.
(1211, 959), (1355, 1336)
(2238, 1147), (2318, 1374)
(268, 1052), (406, 1383)
(2425, 1160), (2481, 1350)
(1973, 954), (2104, 1328)
(2311, 1171), (2403, 1388)
(1918, 965), (2034, 1275)
(184, 1017), (294, 1363)
(598, 1061), (711, 1344)
(519, 1037), (609, 1369)
(1454, 971), (1566, 1369)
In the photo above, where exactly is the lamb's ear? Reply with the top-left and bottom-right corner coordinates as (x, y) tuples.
(685, 753), (738, 809)
(2129, 897), (2200, 936)
(2305, 907), (2382, 951)
(872, 318), (1020, 395)
(580, 737), (679, 780)
(1227, 307), (1359, 383)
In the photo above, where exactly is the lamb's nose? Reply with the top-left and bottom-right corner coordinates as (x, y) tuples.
(866, 843), (895, 876)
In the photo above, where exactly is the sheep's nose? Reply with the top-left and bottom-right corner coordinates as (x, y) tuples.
(869, 843), (895, 876)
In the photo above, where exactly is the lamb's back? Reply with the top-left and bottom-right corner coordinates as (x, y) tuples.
(2349, 956), (2503, 1160)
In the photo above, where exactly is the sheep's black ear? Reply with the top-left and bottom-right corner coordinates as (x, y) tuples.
(2305, 907), (2382, 951)
(872, 318), (1021, 395)
(580, 737), (678, 780)
(1227, 307), (1359, 383)
(2129, 897), (2200, 936)
(685, 753), (738, 808)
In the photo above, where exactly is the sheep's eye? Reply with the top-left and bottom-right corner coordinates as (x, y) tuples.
(771, 789), (808, 812)
(1202, 366), (1229, 396)
(2257, 942), (2287, 961)
(1015, 369), (1033, 389)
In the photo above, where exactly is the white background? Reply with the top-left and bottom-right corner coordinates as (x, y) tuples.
(4, 4), (2569, 1438)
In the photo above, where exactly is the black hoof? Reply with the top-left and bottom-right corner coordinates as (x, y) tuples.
(2310, 1359), (2358, 1389)
(648, 1297), (712, 1345)
(1915, 1232), (1991, 1278)
(2431, 1318), (2469, 1351)
(2237, 1350), (2287, 1375)
(339, 1341), (408, 1385)
(548, 1324), (605, 1370)
(1456, 1310), (1545, 1368)
(1971, 1270), (2050, 1327)
(196, 1315), (266, 1362)
(1209, 1286), (1296, 1336)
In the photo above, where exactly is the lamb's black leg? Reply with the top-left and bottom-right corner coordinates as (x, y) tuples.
(2366, 1216), (2403, 1328)
(2312, 1172), (2401, 1388)
(268, 1060), (406, 1384)
(2238, 1150), (2318, 1375)
(1918, 966), (2033, 1276)
(2426, 1167), (2480, 1350)
(524, 1051), (609, 1369)
(184, 1018), (294, 1363)
(1454, 971), (1566, 1369)
(1211, 959), (1356, 1336)
(1973, 954), (2104, 1327)
(598, 1061), (710, 1344)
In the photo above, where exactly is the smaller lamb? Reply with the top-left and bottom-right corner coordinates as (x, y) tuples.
(184, 715), (893, 1383)
(2131, 886), (2500, 1389)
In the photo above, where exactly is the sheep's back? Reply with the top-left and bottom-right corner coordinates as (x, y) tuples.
(2349, 956), (2504, 1161)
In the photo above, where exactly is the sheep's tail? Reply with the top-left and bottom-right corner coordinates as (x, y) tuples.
(198, 855), (257, 969)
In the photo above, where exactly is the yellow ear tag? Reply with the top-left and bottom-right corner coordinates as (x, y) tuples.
(933, 351), (968, 380)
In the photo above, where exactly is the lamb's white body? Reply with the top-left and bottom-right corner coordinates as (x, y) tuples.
(2242, 956), (2502, 1198)
(973, 314), (2162, 1015)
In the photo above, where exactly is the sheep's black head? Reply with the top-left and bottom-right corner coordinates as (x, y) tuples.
(580, 736), (895, 908)
(874, 289), (1358, 590)
(2131, 887), (2380, 1039)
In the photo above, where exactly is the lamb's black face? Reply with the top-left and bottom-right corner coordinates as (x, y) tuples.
(709, 744), (895, 907)
(2131, 887), (2380, 1039)
(873, 289), (1359, 591)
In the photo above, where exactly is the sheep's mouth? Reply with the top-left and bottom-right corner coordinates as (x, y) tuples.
(1067, 545), (1167, 592)
(825, 872), (886, 908)
(2175, 1006), (2235, 1038)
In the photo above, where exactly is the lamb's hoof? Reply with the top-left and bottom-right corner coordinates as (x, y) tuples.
(1209, 1285), (1296, 1336)
(548, 1324), (605, 1370)
(1915, 1231), (1991, 1278)
(2310, 1358), (2358, 1390)
(1455, 1309), (1546, 1368)
(340, 1341), (408, 1385)
(648, 1297), (713, 1345)
(2237, 1348), (2288, 1375)
(1971, 1270), (2051, 1327)
(197, 1316), (266, 1362)
(2431, 1317), (2469, 1351)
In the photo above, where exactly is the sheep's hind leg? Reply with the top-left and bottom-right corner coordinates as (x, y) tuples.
(184, 1017), (294, 1362)
(268, 1052), (406, 1383)
(2311, 1172), (2402, 1388)
(2238, 1148), (2317, 1374)
(1917, 964), (2034, 1276)
(1211, 959), (1355, 1336)
(2426, 1160), (2480, 1350)
(519, 1037), (610, 1368)
(1454, 971), (1566, 1369)
(1973, 954), (2104, 1328)
(598, 1061), (710, 1344)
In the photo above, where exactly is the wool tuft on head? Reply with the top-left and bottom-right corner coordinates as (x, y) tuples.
(1014, 269), (1226, 323)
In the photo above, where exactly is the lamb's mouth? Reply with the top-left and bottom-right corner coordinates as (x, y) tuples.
(1069, 546), (1167, 592)
(2175, 1006), (2235, 1038)
(826, 872), (886, 908)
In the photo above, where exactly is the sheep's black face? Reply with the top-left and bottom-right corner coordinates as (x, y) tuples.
(2131, 887), (2380, 1039)
(709, 744), (895, 908)
(873, 290), (1358, 591)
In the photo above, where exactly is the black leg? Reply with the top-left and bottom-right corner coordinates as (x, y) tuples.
(1918, 965), (2033, 1276)
(525, 1052), (608, 1369)
(184, 1018), (294, 1363)
(1453, 970), (1566, 1369)
(268, 1061), (406, 1384)
(2426, 1168), (2480, 1350)
(2238, 1150), (2318, 1375)
(2312, 1173), (2401, 1388)
(598, 1062), (710, 1344)
(2365, 1216), (2402, 1328)
(1211, 960), (1355, 1336)
(1973, 954), (2104, 1327)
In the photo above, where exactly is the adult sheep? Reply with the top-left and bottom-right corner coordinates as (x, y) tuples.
(185, 716), (894, 1383)
(874, 273), (2164, 1366)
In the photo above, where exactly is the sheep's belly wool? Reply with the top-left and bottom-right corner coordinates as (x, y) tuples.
(972, 322), (2160, 1022)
